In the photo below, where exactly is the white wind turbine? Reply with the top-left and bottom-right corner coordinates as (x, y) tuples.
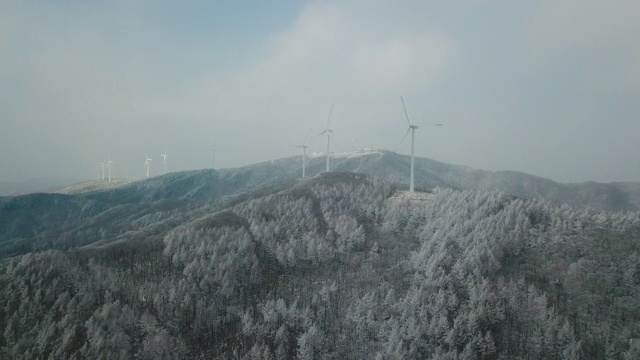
(106, 157), (114, 182)
(96, 164), (102, 180)
(400, 96), (443, 193)
(314, 104), (335, 172)
(144, 154), (152, 178)
(161, 149), (168, 175)
(292, 128), (313, 177)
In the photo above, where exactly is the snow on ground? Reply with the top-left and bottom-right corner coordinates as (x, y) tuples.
(52, 179), (133, 195)
(389, 190), (434, 201)
(307, 149), (383, 159)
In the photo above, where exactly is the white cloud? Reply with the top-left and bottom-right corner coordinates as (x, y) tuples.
(521, 1), (640, 93)
(524, 1), (640, 54)
(200, 1), (460, 163)
(237, 2), (457, 99)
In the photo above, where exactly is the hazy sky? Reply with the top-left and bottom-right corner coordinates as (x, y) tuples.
(2, 1), (640, 183)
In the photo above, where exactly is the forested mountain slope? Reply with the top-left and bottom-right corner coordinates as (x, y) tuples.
(323, 150), (640, 212)
(0, 164), (315, 257)
(2, 150), (639, 277)
(2, 173), (640, 359)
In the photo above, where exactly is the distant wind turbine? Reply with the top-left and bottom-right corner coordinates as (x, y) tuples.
(292, 128), (313, 177)
(314, 104), (335, 172)
(96, 164), (102, 180)
(106, 157), (114, 182)
(161, 149), (168, 175)
(400, 96), (443, 192)
(144, 154), (152, 178)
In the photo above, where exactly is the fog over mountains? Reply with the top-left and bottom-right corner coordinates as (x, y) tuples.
(2, 151), (640, 358)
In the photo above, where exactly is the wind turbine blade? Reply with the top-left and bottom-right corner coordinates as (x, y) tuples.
(328, 132), (338, 149)
(326, 103), (334, 128)
(312, 129), (328, 138)
(400, 127), (411, 143)
(401, 96), (412, 125)
(303, 128), (313, 144)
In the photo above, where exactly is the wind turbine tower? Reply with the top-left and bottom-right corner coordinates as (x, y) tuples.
(315, 104), (335, 172)
(400, 96), (443, 193)
(293, 128), (312, 177)
(106, 157), (114, 182)
(144, 154), (152, 178)
(161, 149), (168, 175)
(400, 97), (418, 192)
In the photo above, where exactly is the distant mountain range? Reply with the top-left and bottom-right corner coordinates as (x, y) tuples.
(0, 176), (80, 196)
(44, 149), (640, 212)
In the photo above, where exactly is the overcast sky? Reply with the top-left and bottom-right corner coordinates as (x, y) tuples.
(1, 1), (639, 183)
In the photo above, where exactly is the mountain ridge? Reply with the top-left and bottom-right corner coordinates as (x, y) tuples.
(5, 150), (640, 212)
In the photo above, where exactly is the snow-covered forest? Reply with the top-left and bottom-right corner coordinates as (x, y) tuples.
(2, 173), (640, 359)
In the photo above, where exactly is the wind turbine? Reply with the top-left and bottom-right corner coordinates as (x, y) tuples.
(161, 149), (168, 175)
(106, 157), (114, 182)
(314, 104), (335, 172)
(144, 154), (152, 178)
(400, 96), (443, 192)
(96, 164), (101, 180)
(292, 128), (313, 177)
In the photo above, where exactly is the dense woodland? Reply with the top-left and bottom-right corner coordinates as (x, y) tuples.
(1, 172), (640, 359)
